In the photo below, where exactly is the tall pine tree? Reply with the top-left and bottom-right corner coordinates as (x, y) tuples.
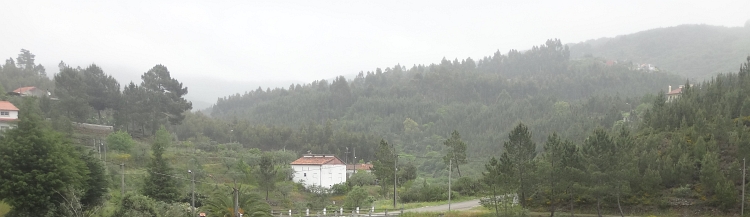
(142, 126), (180, 203)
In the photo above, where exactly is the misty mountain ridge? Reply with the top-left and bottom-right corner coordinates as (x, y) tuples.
(568, 23), (750, 80)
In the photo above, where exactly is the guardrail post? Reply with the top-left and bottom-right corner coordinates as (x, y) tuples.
(306, 208), (309, 216)
(385, 209), (388, 217)
(323, 208), (326, 216)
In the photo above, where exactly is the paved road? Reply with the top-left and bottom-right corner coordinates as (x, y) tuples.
(404, 199), (482, 212)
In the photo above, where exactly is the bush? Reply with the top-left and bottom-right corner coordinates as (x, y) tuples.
(107, 131), (135, 152)
(399, 181), (449, 203)
(344, 186), (374, 209)
(348, 171), (377, 187)
(453, 176), (480, 196)
(331, 183), (349, 195)
(671, 185), (695, 198)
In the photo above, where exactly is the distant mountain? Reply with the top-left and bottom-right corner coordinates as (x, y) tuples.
(201, 39), (684, 177)
(568, 24), (750, 80)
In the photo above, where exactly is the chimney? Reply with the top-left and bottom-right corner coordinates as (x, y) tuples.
(669, 85), (672, 92)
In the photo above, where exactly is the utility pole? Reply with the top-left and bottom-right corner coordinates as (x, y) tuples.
(345, 147), (350, 165)
(353, 148), (357, 173)
(120, 163), (125, 195)
(234, 180), (240, 217)
(102, 140), (107, 162)
(743, 158), (746, 217)
(448, 159), (452, 212)
(97, 138), (101, 159)
(189, 170), (195, 217)
(393, 154), (398, 209)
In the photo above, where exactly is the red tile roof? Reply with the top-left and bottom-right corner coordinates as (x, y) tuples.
(346, 163), (373, 170)
(0, 101), (19, 111)
(291, 155), (345, 165)
(12, 86), (37, 93)
(0, 118), (18, 122)
(667, 88), (683, 95)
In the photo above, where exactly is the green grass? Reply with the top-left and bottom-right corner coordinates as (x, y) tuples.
(373, 196), (478, 210)
(400, 210), (493, 217)
(0, 202), (10, 217)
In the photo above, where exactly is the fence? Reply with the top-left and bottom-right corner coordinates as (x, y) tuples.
(267, 207), (405, 217)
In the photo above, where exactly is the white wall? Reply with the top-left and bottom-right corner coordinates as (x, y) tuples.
(292, 164), (346, 188)
(0, 110), (18, 119)
(0, 110), (18, 132)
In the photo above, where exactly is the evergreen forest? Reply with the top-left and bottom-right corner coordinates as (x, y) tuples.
(2, 26), (750, 216)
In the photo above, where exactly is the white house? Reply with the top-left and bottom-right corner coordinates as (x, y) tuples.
(291, 154), (347, 188)
(667, 85), (684, 103)
(0, 101), (19, 131)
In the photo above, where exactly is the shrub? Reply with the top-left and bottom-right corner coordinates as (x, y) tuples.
(107, 131), (135, 152)
(348, 171), (377, 187)
(331, 183), (350, 195)
(399, 180), (448, 203)
(453, 176), (480, 196)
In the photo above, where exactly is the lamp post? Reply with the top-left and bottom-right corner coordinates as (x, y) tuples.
(189, 170), (195, 216)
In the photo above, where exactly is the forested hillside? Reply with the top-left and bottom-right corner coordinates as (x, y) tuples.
(204, 39), (684, 177)
(569, 23), (750, 80)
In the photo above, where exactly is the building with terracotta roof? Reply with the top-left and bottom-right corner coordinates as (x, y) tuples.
(346, 163), (373, 178)
(0, 101), (19, 131)
(12, 86), (48, 97)
(667, 85), (684, 102)
(291, 154), (346, 188)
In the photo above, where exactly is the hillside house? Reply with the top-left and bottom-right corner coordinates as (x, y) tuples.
(667, 85), (683, 102)
(12, 86), (49, 97)
(0, 101), (19, 131)
(346, 163), (373, 178)
(291, 154), (346, 188)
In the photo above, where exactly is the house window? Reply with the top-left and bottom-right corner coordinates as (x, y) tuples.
(0, 111), (8, 116)
(0, 126), (8, 131)
(304, 173), (307, 177)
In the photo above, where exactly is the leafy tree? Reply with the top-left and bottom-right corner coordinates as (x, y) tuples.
(107, 130), (135, 152)
(82, 64), (120, 123)
(503, 123), (536, 208)
(344, 186), (372, 209)
(443, 130), (468, 177)
(257, 153), (277, 201)
(0, 98), (88, 215)
(372, 140), (396, 197)
(142, 126), (180, 203)
(348, 170), (377, 186)
(0, 82), (6, 100)
(140, 65), (192, 134)
(112, 193), (158, 217)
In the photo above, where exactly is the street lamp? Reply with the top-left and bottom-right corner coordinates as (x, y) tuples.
(189, 170), (195, 216)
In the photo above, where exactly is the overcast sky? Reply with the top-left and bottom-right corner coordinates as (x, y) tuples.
(1, 0), (748, 106)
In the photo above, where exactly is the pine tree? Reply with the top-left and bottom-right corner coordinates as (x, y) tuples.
(0, 98), (88, 215)
(372, 140), (396, 197)
(142, 126), (180, 203)
(503, 123), (536, 208)
(443, 130), (468, 177)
